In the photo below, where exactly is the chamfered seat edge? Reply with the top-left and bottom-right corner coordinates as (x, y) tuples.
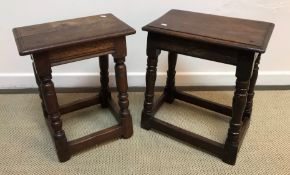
(142, 9), (274, 53)
(13, 13), (136, 56)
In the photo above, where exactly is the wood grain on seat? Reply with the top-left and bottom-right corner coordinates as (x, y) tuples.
(13, 14), (136, 55)
(143, 9), (274, 52)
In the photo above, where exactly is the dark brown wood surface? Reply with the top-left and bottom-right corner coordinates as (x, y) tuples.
(143, 9), (274, 52)
(13, 13), (135, 162)
(13, 14), (135, 55)
(141, 9), (274, 165)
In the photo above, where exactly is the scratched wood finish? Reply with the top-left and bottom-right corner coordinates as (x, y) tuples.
(13, 14), (135, 162)
(13, 13), (135, 55)
(141, 9), (274, 165)
(143, 9), (274, 53)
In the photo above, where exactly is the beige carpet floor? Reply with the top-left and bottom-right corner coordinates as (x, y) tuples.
(0, 91), (290, 175)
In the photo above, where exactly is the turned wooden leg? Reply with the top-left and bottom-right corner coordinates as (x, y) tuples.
(113, 57), (133, 139)
(99, 55), (111, 108)
(164, 52), (178, 103)
(32, 61), (48, 119)
(223, 54), (255, 165)
(141, 48), (161, 130)
(223, 79), (249, 165)
(243, 54), (261, 119)
(33, 55), (70, 162)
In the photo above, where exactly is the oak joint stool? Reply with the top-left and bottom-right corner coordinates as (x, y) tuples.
(141, 9), (274, 165)
(13, 14), (135, 162)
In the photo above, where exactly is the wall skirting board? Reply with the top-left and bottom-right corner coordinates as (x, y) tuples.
(0, 71), (289, 89)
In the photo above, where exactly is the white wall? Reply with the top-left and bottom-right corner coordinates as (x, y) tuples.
(0, 0), (289, 88)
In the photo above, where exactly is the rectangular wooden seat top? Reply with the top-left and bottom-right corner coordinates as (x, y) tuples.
(142, 9), (274, 53)
(13, 14), (136, 56)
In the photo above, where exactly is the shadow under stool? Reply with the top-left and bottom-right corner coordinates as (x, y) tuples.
(13, 14), (135, 162)
(141, 9), (274, 165)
